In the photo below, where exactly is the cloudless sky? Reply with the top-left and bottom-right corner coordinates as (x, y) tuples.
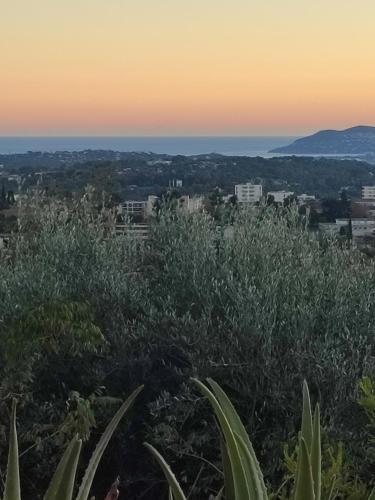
(2, 0), (375, 135)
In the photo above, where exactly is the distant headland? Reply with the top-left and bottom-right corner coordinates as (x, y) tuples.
(270, 126), (375, 155)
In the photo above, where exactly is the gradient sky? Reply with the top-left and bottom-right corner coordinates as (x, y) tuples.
(2, 0), (375, 135)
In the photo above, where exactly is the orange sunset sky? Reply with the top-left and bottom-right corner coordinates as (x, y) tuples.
(2, 0), (375, 136)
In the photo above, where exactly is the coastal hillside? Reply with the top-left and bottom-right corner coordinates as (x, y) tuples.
(270, 125), (375, 154)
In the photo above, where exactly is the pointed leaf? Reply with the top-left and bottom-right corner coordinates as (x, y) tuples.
(144, 444), (187, 500)
(368, 488), (375, 500)
(76, 385), (143, 500)
(311, 404), (321, 500)
(220, 436), (235, 500)
(294, 438), (315, 500)
(44, 436), (82, 500)
(301, 381), (313, 453)
(3, 400), (21, 500)
(235, 432), (266, 499)
(206, 378), (267, 499)
(192, 379), (251, 499)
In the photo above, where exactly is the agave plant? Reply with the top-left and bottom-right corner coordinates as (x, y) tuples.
(2, 386), (143, 500)
(146, 379), (375, 500)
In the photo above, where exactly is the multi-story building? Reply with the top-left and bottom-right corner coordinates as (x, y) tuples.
(298, 193), (316, 203)
(115, 223), (149, 239)
(187, 196), (204, 213)
(336, 218), (375, 237)
(120, 194), (204, 220)
(235, 183), (263, 203)
(119, 200), (147, 218)
(362, 186), (375, 200)
(267, 191), (294, 204)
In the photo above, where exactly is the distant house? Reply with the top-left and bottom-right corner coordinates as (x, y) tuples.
(235, 183), (263, 203)
(336, 218), (375, 237)
(119, 200), (147, 218)
(267, 191), (294, 204)
(298, 193), (316, 203)
(362, 186), (375, 200)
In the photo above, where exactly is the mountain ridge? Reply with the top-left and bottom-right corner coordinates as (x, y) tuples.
(270, 125), (375, 154)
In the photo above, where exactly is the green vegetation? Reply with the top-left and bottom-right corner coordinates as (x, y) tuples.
(1, 193), (375, 498)
(146, 380), (375, 499)
(2, 388), (142, 500)
(1, 151), (375, 199)
(3, 380), (375, 499)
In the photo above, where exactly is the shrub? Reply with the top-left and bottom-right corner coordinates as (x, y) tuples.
(1, 196), (375, 497)
(2, 387), (142, 500)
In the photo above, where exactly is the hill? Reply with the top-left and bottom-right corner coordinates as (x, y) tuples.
(270, 126), (375, 154)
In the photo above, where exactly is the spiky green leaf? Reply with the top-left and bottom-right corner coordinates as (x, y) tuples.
(294, 438), (315, 500)
(220, 436), (235, 500)
(76, 385), (143, 500)
(207, 378), (267, 498)
(192, 379), (250, 500)
(144, 443), (186, 500)
(3, 400), (21, 500)
(311, 404), (321, 500)
(301, 381), (313, 453)
(207, 378), (267, 499)
(44, 436), (82, 500)
(235, 432), (266, 499)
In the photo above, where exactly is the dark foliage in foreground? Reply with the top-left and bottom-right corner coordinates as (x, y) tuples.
(0, 194), (375, 498)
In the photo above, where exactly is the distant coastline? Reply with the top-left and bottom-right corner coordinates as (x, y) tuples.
(0, 136), (297, 156)
(270, 126), (375, 155)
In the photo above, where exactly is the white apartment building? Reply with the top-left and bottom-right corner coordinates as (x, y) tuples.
(336, 218), (375, 237)
(120, 200), (147, 217)
(362, 186), (375, 200)
(235, 183), (263, 203)
(116, 224), (149, 239)
(298, 193), (316, 203)
(267, 191), (294, 204)
(145, 195), (159, 216)
(187, 196), (204, 213)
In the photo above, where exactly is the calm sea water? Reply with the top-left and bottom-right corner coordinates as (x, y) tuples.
(0, 136), (297, 156)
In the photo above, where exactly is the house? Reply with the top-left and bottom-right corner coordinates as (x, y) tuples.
(362, 186), (375, 200)
(234, 183), (263, 203)
(267, 191), (294, 204)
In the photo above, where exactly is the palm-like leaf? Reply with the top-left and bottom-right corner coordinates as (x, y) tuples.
(76, 385), (143, 500)
(294, 437), (315, 500)
(3, 400), (21, 500)
(144, 443), (187, 500)
(44, 436), (82, 500)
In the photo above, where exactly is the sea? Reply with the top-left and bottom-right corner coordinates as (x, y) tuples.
(0, 136), (297, 157)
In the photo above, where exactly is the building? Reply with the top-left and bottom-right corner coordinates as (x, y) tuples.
(168, 179), (183, 188)
(298, 193), (316, 203)
(235, 183), (263, 203)
(119, 194), (204, 220)
(145, 195), (159, 216)
(119, 200), (147, 218)
(116, 224), (149, 240)
(362, 186), (375, 200)
(187, 196), (204, 213)
(267, 191), (294, 204)
(336, 218), (375, 237)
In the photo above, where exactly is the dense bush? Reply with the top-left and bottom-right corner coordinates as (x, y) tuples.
(1, 194), (375, 498)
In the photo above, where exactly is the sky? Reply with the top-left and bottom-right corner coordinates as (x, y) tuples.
(2, 0), (375, 136)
